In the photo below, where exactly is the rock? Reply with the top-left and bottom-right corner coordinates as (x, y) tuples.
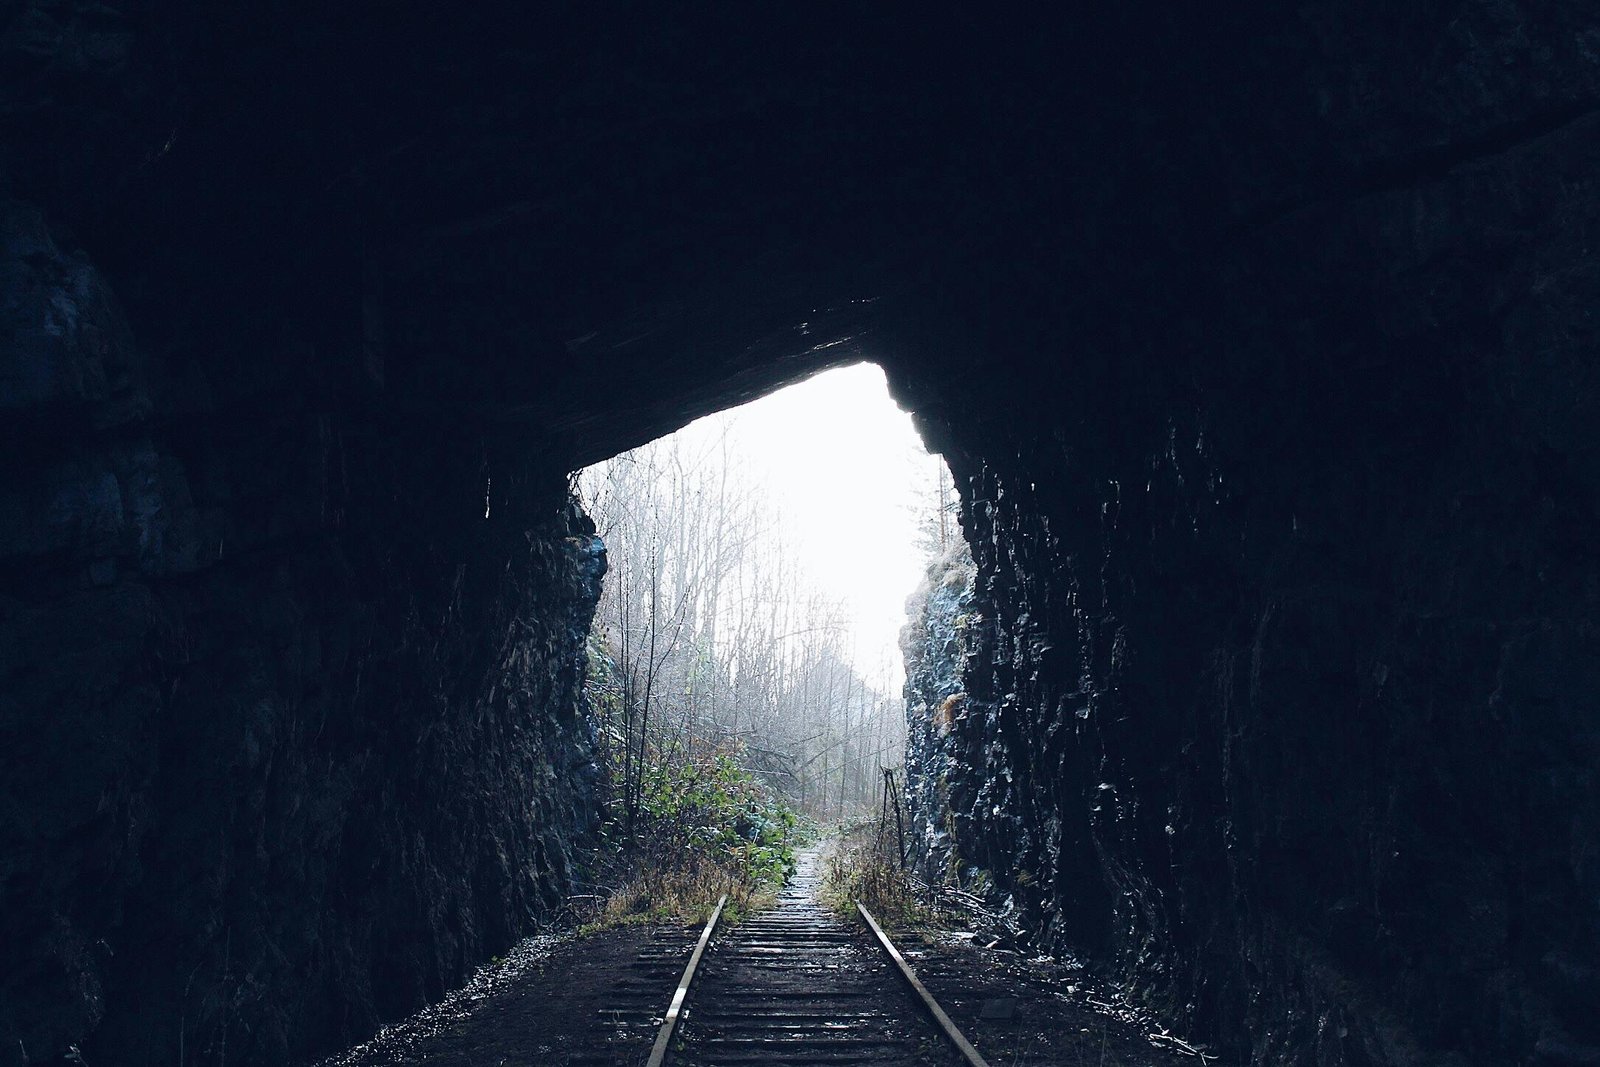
(0, 203), (609, 1064)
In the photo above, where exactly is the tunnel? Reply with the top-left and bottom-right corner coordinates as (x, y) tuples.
(3, 5), (1598, 1065)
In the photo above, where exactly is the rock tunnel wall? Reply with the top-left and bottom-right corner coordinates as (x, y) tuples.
(0, 199), (606, 1064)
(900, 544), (976, 886)
(895, 106), (1600, 1066)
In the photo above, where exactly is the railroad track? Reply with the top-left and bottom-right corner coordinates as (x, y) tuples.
(646, 848), (988, 1067)
(560, 926), (705, 1067)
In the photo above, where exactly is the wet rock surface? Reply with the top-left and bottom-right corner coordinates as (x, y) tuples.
(901, 544), (978, 885)
(903, 97), (1600, 1061)
(0, 198), (608, 1063)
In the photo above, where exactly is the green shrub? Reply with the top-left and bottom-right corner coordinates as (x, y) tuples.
(593, 745), (802, 925)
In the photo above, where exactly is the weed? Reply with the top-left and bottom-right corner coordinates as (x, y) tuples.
(583, 744), (805, 929)
(820, 819), (935, 928)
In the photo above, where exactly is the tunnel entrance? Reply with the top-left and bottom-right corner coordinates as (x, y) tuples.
(573, 364), (961, 870)
(9, 6), (1597, 1062)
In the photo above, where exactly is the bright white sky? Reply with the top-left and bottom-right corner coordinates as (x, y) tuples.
(666, 362), (945, 691)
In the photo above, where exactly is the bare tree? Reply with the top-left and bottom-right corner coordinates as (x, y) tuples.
(577, 421), (906, 828)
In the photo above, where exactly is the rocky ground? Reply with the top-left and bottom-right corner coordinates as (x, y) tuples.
(317, 857), (1216, 1067)
(315, 923), (697, 1067)
(903, 932), (1220, 1067)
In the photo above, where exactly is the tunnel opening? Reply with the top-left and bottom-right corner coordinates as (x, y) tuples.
(569, 363), (965, 920)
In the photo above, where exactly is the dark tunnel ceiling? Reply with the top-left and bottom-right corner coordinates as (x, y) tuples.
(29, 4), (1593, 474)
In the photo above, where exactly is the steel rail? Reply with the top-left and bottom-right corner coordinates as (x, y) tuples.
(857, 901), (992, 1067)
(644, 893), (727, 1067)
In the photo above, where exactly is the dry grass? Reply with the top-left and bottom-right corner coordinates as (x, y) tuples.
(819, 819), (937, 928)
(587, 856), (781, 931)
